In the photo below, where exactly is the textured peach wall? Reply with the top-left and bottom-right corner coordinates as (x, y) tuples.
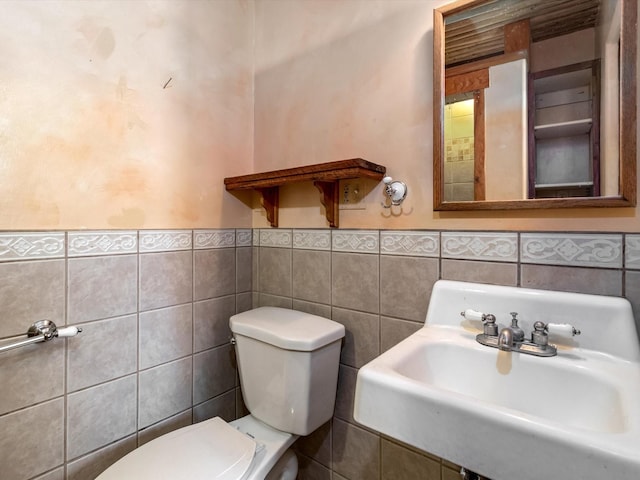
(0, 0), (254, 230)
(2, 1), (638, 232)
(253, 0), (640, 232)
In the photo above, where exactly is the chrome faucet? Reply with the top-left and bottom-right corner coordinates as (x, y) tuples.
(463, 309), (581, 358)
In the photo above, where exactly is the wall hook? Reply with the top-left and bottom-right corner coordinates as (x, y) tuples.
(381, 176), (408, 208)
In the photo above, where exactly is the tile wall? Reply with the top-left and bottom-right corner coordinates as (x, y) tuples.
(0, 230), (252, 480)
(252, 229), (640, 480)
(444, 99), (475, 202)
(2, 228), (639, 480)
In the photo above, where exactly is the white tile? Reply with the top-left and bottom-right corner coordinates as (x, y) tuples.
(293, 229), (331, 250)
(259, 229), (292, 248)
(626, 235), (640, 269)
(68, 231), (137, 257)
(139, 230), (192, 252)
(0, 232), (64, 261)
(521, 233), (623, 268)
(380, 231), (439, 257)
(194, 229), (235, 249)
(332, 230), (379, 254)
(236, 229), (252, 247)
(441, 232), (517, 262)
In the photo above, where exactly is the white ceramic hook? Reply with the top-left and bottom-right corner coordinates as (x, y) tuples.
(382, 176), (408, 207)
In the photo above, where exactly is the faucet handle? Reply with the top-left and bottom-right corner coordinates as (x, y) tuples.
(460, 309), (495, 323)
(546, 323), (581, 337)
(531, 321), (548, 347)
(460, 309), (485, 322)
(460, 309), (497, 336)
(481, 313), (497, 336)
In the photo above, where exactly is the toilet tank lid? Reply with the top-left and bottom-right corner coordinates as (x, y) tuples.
(230, 307), (345, 351)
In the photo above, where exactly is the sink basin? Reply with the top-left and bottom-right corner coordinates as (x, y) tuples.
(354, 280), (640, 480)
(395, 339), (627, 434)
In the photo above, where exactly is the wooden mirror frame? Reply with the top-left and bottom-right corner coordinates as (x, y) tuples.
(433, 0), (637, 211)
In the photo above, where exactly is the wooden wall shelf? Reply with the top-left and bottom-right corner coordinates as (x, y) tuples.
(224, 159), (386, 228)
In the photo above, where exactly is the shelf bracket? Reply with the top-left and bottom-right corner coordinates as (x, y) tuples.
(314, 180), (340, 228)
(257, 187), (279, 227)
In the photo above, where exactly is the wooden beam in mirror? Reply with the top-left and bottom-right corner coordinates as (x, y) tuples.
(433, 0), (636, 210)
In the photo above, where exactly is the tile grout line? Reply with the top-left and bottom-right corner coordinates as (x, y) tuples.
(63, 230), (69, 478)
(191, 229), (196, 422)
(136, 229), (141, 447)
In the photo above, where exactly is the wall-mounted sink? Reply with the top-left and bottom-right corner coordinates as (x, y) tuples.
(354, 280), (640, 480)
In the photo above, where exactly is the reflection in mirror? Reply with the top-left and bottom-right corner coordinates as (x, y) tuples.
(532, 61), (600, 198)
(434, 0), (637, 210)
(444, 96), (478, 202)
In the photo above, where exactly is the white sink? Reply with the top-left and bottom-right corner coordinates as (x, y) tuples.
(354, 280), (640, 480)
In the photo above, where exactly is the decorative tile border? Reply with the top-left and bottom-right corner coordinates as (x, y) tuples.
(521, 233), (623, 268)
(68, 232), (137, 257)
(139, 230), (192, 252)
(380, 231), (439, 257)
(626, 235), (640, 269)
(0, 232), (65, 261)
(0, 229), (632, 272)
(332, 230), (379, 254)
(259, 229), (292, 248)
(441, 232), (518, 262)
(236, 229), (252, 247)
(194, 229), (235, 249)
(293, 230), (331, 251)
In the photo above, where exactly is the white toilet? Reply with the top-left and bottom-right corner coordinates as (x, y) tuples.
(97, 307), (345, 480)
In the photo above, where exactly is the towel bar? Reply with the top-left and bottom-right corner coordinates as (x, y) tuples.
(0, 320), (82, 354)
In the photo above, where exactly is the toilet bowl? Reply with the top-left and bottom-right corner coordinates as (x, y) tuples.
(96, 307), (344, 480)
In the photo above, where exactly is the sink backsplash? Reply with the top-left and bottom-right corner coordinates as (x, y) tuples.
(427, 280), (640, 361)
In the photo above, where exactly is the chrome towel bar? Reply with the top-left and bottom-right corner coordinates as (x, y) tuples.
(0, 320), (82, 354)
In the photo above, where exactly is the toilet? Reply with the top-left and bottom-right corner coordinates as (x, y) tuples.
(96, 307), (345, 480)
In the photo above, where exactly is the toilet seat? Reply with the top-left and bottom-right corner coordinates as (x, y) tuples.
(96, 417), (256, 480)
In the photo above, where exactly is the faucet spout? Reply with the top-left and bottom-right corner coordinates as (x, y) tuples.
(497, 328), (514, 351)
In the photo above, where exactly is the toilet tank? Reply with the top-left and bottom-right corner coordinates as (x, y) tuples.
(230, 307), (345, 436)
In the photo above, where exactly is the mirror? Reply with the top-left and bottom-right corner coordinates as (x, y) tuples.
(434, 0), (637, 210)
